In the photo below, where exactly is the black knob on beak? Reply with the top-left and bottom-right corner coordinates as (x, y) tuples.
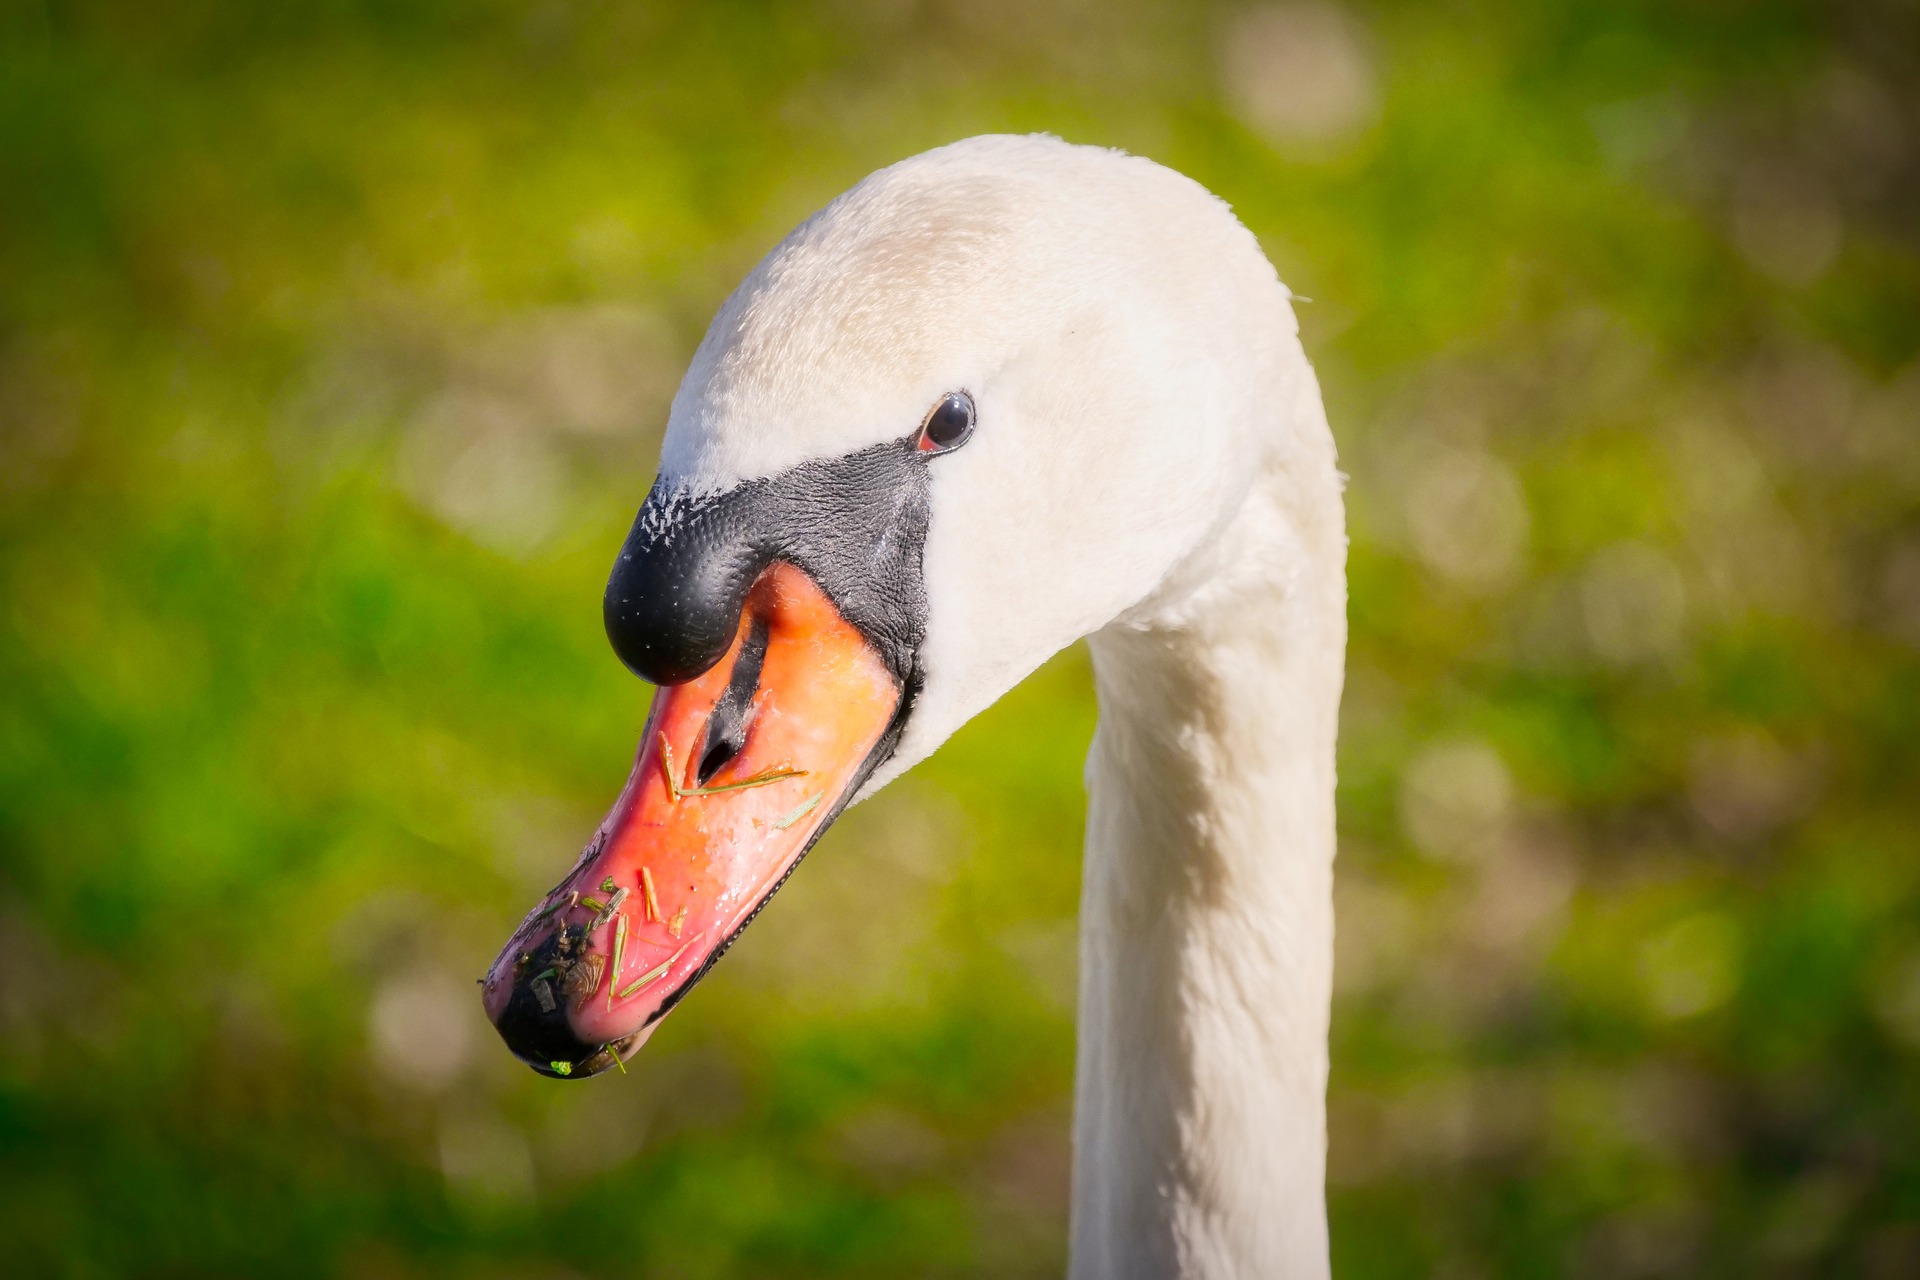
(604, 483), (771, 686)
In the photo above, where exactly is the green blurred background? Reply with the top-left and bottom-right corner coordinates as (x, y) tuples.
(3, 0), (1918, 1275)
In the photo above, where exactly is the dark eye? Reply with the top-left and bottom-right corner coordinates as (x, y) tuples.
(917, 391), (975, 454)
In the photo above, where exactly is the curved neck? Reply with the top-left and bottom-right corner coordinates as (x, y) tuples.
(1070, 441), (1346, 1279)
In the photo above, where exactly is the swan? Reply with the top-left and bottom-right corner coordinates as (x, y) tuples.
(481, 133), (1346, 1279)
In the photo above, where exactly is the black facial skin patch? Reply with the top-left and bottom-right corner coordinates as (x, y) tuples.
(604, 436), (933, 692)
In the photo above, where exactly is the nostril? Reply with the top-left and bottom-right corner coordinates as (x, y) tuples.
(694, 614), (770, 785)
(697, 735), (741, 785)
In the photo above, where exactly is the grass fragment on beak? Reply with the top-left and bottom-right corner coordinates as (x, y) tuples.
(609, 913), (628, 1009)
(641, 866), (660, 922)
(773, 791), (824, 831)
(615, 941), (694, 999)
(594, 887), (629, 929)
(659, 735), (807, 799)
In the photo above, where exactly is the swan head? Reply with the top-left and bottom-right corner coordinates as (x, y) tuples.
(481, 134), (1303, 1077)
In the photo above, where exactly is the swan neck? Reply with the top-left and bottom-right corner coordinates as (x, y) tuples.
(1071, 468), (1345, 1280)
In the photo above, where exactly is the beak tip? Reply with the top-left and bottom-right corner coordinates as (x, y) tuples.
(483, 919), (660, 1080)
(518, 1029), (648, 1081)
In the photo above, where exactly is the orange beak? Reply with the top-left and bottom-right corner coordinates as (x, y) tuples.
(481, 562), (902, 1077)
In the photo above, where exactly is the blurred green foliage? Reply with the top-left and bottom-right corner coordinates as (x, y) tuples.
(3, 0), (1918, 1276)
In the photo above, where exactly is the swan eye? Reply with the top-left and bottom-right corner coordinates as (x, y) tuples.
(917, 392), (975, 454)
